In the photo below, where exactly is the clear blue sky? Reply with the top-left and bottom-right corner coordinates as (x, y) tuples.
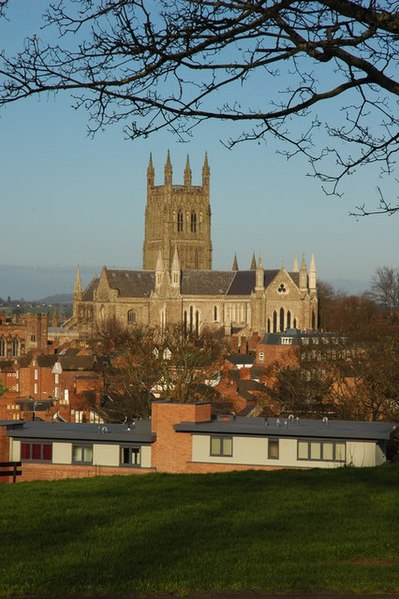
(1, 2), (398, 296)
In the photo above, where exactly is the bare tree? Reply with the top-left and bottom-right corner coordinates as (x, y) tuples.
(371, 266), (399, 320)
(1, 1), (399, 212)
(91, 319), (226, 421)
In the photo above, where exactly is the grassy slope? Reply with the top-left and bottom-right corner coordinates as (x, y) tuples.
(1, 466), (399, 596)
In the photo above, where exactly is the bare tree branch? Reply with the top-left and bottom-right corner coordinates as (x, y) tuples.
(1, 0), (399, 212)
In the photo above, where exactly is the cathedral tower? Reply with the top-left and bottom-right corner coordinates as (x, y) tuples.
(143, 152), (212, 270)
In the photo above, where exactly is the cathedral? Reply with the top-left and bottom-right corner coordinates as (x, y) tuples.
(65, 153), (318, 336)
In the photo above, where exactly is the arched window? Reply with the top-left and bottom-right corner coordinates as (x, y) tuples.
(177, 209), (183, 232)
(189, 306), (194, 333)
(0, 338), (4, 356)
(127, 310), (136, 325)
(267, 319), (271, 333)
(214, 306), (218, 321)
(279, 307), (284, 332)
(191, 211), (197, 233)
(287, 311), (291, 330)
(293, 318), (297, 329)
(195, 310), (199, 335)
(312, 310), (316, 330)
(273, 311), (277, 333)
(183, 310), (187, 335)
(11, 338), (19, 357)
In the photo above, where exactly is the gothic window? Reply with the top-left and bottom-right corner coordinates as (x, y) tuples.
(0, 338), (4, 357)
(189, 306), (194, 333)
(78, 306), (84, 319)
(127, 310), (136, 325)
(195, 310), (199, 335)
(293, 318), (297, 329)
(191, 211), (197, 233)
(279, 308), (284, 332)
(312, 310), (316, 330)
(11, 338), (19, 357)
(273, 311), (277, 333)
(177, 209), (183, 232)
(183, 310), (187, 335)
(287, 311), (291, 329)
(214, 306), (218, 322)
(277, 283), (287, 293)
(267, 319), (271, 333)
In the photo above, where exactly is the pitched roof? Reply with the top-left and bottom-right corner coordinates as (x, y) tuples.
(82, 276), (99, 301)
(107, 270), (155, 298)
(181, 270), (235, 295)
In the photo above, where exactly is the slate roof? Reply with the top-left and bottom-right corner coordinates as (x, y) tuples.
(82, 276), (99, 301)
(225, 354), (255, 366)
(107, 270), (155, 297)
(175, 415), (396, 441)
(7, 419), (154, 444)
(81, 268), (301, 300)
(181, 270), (234, 295)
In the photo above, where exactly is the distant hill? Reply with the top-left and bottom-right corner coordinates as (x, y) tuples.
(37, 293), (73, 305)
(0, 265), (104, 301)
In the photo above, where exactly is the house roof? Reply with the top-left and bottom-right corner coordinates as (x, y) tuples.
(175, 415), (396, 441)
(7, 419), (154, 444)
(225, 354), (255, 366)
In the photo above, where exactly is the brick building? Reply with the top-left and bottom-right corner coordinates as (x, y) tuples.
(0, 312), (48, 358)
(0, 401), (395, 483)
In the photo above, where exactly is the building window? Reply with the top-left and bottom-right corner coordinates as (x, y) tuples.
(281, 337), (293, 345)
(273, 311), (277, 333)
(279, 307), (284, 332)
(268, 439), (279, 460)
(258, 351), (265, 362)
(0, 338), (4, 356)
(21, 442), (52, 461)
(34, 369), (39, 380)
(177, 208), (183, 232)
(74, 410), (83, 423)
(287, 311), (291, 329)
(31, 335), (36, 342)
(210, 436), (233, 457)
(34, 383), (38, 394)
(54, 373), (59, 384)
(191, 211), (197, 233)
(127, 310), (136, 325)
(11, 338), (19, 357)
(120, 446), (141, 467)
(297, 440), (346, 462)
(214, 306), (218, 322)
(72, 445), (93, 464)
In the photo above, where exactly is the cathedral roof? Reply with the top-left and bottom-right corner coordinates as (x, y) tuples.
(181, 270), (235, 295)
(107, 270), (155, 297)
(82, 276), (100, 301)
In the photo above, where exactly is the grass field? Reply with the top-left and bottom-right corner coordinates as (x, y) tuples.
(1, 466), (399, 596)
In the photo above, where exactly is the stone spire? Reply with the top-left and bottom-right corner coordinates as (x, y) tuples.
(74, 265), (82, 299)
(232, 253), (239, 271)
(164, 150), (172, 185)
(255, 256), (264, 292)
(293, 256), (299, 273)
(147, 153), (155, 187)
(184, 155), (192, 186)
(299, 255), (308, 290)
(171, 246), (181, 289)
(202, 151), (210, 191)
(250, 252), (257, 270)
(309, 253), (316, 291)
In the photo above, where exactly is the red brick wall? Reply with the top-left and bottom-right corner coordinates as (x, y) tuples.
(16, 463), (155, 483)
(151, 401), (211, 473)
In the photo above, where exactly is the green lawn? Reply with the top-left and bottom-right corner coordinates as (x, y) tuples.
(1, 466), (399, 596)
